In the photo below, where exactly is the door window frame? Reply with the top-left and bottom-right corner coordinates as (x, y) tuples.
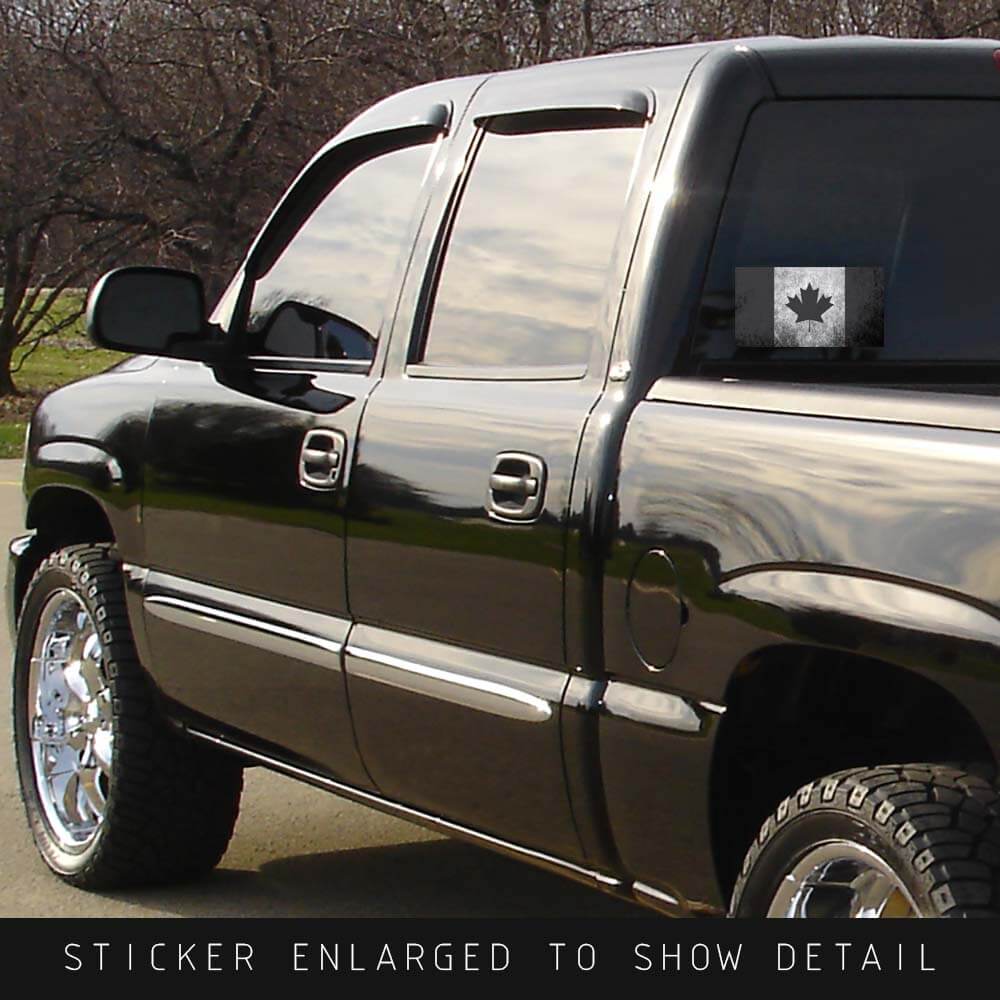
(220, 119), (449, 376)
(403, 102), (653, 384)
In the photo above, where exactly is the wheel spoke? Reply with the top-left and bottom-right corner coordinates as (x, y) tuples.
(63, 637), (104, 705)
(92, 727), (113, 774)
(83, 631), (102, 662)
(65, 727), (89, 754)
(847, 867), (894, 918)
(44, 743), (78, 779)
(71, 612), (90, 655)
(79, 634), (105, 697)
(77, 765), (105, 820)
(52, 769), (85, 829)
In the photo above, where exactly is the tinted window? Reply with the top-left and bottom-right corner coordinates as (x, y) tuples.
(420, 126), (641, 371)
(689, 101), (1000, 370)
(248, 143), (433, 361)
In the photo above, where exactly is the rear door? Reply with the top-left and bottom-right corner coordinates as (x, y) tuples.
(344, 86), (650, 860)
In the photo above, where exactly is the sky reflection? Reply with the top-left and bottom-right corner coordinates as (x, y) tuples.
(422, 126), (642, 369)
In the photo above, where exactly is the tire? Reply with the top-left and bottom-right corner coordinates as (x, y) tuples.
(12, 544), (243, 889)
(731, 764), (1000, 917)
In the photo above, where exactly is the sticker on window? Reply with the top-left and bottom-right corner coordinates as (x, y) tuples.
(735, 267), (884, 348)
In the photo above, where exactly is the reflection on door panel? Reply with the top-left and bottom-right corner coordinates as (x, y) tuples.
(344, 624), (574, 853)
(345, 119), (645, 861)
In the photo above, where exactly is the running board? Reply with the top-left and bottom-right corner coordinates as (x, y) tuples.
(185, 727), (697, 916)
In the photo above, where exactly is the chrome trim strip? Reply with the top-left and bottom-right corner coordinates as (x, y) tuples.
(145, 595), (343, 669)
(563, 676), (605, 712)
(633, 880), (682, 910)
(121, 562), (148, 587)
(347, 643), (553, 723)
(699, 700), (727, 716)
(128, 565), (350, 654)
(405, 362), (586, 382)
(603, 680), (702, 734)
(187, 728), (623, 890)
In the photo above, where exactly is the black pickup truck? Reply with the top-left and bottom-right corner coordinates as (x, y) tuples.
(11, 36), (1000, 919)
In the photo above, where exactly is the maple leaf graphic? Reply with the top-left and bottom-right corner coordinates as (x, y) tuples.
(786, 282), (834, 328)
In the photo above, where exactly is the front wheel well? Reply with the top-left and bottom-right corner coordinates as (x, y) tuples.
(709, 644), (996, 903)
(15, 487), (116, 620)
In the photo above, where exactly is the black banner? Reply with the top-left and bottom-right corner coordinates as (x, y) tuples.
(0, 917), (984, 986)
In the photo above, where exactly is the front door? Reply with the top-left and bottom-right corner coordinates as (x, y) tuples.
(345, 110), (647, 860)
(137, 132), (440, 784)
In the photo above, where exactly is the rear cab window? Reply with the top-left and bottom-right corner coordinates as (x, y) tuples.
(686, 100), (1000, 380)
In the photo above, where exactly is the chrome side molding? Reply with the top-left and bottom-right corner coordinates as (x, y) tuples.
(698, 700), (727, 716)
(125, 564), (350, 669)
(124, 565), (720, 735)
(602, 680), (704, 734)
(345, 623), (562, 724)
(632, 880), (684, 913)
(144, 595), (343, 670)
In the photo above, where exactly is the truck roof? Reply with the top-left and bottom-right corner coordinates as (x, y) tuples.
(490, 34), (1000, 98)
(345, 35), (1000, 144)
(743, 34), (1000, 97)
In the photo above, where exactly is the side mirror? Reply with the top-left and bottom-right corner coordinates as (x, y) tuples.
(86, 266), (218, 359)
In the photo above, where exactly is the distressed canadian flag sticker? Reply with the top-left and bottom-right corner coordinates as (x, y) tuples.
(735, 266), (884, 348)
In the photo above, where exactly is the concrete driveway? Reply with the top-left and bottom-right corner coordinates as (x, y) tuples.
(0, 461), (638, 917)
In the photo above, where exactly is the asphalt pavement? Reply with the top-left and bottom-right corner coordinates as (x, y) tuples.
(0, 460), (638, 917)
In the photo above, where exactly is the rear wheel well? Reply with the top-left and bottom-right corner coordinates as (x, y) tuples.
(709, 644), (995, 903)
(16, 487), (115, 619)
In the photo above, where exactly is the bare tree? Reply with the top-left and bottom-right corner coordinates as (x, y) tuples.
(0, 4), (152, 394)
(3, 0), (999, 398)
(29, 0), (503, 301)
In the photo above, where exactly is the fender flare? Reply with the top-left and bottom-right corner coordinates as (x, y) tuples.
(29, 441), (125, 496)
(718, 566), (1000, 756)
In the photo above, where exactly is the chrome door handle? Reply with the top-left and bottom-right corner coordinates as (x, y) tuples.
(299, 429), (346, 491)
(488, 472), (539, 497)
(487, 452), (546, 522)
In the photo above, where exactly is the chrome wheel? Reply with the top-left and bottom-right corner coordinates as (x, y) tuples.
(767, 840), (919, 918)
(26, 589), (112, 852)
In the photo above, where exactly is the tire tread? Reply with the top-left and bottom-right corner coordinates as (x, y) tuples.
(731, 763), (1000, 917)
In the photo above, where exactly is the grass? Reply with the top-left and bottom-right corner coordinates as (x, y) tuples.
(0, 423), (27, 460)
(0, 292), (125, 458)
